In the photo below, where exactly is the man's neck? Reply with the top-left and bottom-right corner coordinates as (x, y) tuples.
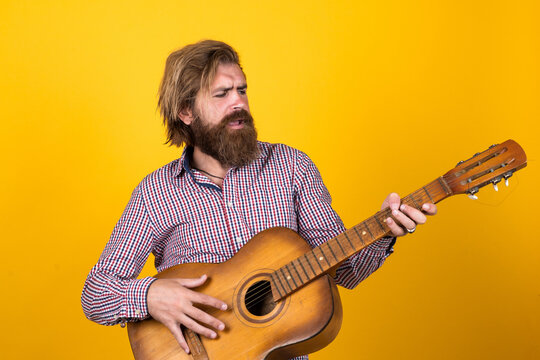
(191, 146), (229, 186)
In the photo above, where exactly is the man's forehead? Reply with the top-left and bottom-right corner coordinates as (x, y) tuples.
(211, 63), (246, 88)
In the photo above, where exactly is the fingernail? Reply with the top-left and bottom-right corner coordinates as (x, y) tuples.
(422, 204), (429, 210)
(400, 204), (406, 211)
(386, 217), (392, 224)
(392, 209), (398, 216)
(221, 304), (228, 310)
(211, 332), (217, 339)
(218, 324), (225, 331)
(184, 348), (190, 354)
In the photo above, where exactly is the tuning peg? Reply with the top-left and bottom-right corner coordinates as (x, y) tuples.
(492, 178), (501, 192)
(489, 144), (498, 149)
(467, 187), (479, 200)
(503, 171), (513, 187)
(456, 160), (464, 167)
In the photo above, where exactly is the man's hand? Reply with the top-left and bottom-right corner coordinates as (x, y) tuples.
(381, 192), (437, 236)
(146, 275), (228, 354)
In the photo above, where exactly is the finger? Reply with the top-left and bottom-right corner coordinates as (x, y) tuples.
(388, 193), (401, 210)
(177, 274), (208, 288)
(186, 306), (225, 331)
(422, 203), (438, 215)
(385, 217), (406, 237)
(165, 320), (190, 354)
(391, 209), (416, 230)
(400, 204), (427, 225)
(191, 289), (228, 311)
(180, 314), (218, 339)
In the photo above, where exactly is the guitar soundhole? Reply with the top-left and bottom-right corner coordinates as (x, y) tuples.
(244, 280), (276, 316)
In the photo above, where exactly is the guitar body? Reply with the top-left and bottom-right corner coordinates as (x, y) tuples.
(128, 227), (343, 360)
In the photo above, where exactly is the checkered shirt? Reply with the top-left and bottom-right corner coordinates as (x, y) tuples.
(81, 141), (395, 359)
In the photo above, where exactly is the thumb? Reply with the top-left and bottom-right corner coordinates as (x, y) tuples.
(176, 274), (208, 288)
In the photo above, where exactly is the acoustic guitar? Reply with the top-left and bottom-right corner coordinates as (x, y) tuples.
(127, 139), (527, 359)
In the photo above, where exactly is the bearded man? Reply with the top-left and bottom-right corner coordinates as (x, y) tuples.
(82, 40), (437, 359)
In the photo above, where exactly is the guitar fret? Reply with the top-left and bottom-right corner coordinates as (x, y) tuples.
(286, 264), (299, 288)
(318, 246), (330, 266)
(347, 229), (358, 249)
(335, 235), (347, 257)
(304, 254), (317, 276)
(374, 216), (385, 232)
(364, 222), (374, 239)
(423, 186), (434, 203)
(297, 256), (310, 280)
(325, 242), (338, 263)
(409, 193), (420, 208)
(353, 226), (365, 246)
(291, 261), (304, 284)
(279, 268), (293, 292)
(312, 252), (324, 272)
(270, 273), (283, 298)
(404, 197), (415, 209)
(274, 272), (286, 297)
(438, 176), (452, 195)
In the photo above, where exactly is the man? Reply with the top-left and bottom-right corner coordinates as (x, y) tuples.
(81, 40), (437, 358)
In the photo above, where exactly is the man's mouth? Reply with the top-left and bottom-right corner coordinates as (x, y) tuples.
(227, 119), (245, 128)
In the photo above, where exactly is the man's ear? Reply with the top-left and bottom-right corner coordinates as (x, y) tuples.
(178, 107), (194, 125)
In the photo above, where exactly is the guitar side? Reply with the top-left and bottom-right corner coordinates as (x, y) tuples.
(128, 227), (343, 360)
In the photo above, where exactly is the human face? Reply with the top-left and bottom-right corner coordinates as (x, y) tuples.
(195, 63), (250, 129)
(188, 63), (258, 167)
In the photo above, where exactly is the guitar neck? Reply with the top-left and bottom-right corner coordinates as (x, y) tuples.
(270, 177), (453, 301)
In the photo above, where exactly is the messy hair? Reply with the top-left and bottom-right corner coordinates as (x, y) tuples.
(158, 40), (243, 147)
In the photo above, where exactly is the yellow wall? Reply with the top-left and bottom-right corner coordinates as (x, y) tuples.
(1, 1), (538, 359)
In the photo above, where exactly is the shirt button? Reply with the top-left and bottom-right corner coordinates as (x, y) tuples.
(236, 237), (242, 243)
(227, 201), (233, 208)
(135, 309), (140, 315)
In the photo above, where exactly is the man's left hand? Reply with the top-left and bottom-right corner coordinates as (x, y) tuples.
(381, 192), (437, 237)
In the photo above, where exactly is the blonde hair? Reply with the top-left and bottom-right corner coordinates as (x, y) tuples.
(158, 40), (243, 147)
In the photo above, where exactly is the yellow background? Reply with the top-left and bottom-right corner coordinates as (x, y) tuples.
(1, 1), (538, 359)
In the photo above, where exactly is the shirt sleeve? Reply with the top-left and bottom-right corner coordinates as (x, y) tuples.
(81, 183), (157, 326)
(292, 150), (395, 290)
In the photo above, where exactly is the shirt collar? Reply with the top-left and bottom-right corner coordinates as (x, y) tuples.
(173, 146), (194, 178)
(173, 142), (267, 178)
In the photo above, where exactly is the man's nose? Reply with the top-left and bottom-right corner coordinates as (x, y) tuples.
(231, 92), (247, 111)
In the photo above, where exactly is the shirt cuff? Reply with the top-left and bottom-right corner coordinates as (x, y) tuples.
(366, 236), (396, 255)
(124, 276), (157, 321)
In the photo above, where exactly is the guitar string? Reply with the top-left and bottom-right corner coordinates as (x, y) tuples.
(244, 181), (451, 307)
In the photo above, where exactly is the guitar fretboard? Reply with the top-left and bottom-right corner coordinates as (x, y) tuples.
(270, 177), (452, 301)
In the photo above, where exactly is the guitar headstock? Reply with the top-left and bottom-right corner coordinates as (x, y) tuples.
(443, 140), (527, 198)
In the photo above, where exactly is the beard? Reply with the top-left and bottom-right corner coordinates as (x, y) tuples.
(191, 109), (259, 168)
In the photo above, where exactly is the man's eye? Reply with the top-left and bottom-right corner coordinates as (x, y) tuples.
(238, 89), (247, 95)
(214, 92), (226, 98)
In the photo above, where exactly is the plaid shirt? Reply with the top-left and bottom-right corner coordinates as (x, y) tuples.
(82, 142), (394, 359)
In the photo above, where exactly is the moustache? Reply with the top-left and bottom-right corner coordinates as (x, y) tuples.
(220, 109), (253, 127)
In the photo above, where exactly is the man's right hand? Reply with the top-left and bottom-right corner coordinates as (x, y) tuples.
(146, 274), (228, 354)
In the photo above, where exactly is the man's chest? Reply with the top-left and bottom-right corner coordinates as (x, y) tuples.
(148, 174), (298, 270)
